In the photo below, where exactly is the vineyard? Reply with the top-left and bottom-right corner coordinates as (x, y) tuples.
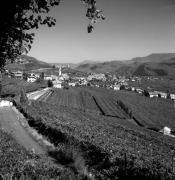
(40, 88), (132, 119)
(43, 88), (101, 114)
(0, 128), (68, 179)
(16, 99), (175, 179)
(83, 87), (175, 132)
(41, 87), (175, 132)
(0, 77), (47, 97)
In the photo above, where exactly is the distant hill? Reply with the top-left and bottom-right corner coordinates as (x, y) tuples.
(6, 55), (52, 71)
(78, 60), (101, 65)
(75, 53), (175, 78)
(76, 60), (131, 73)
(131, 53), (175, 63)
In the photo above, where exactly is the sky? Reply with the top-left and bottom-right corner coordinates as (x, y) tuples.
(28, 0), (175, 63)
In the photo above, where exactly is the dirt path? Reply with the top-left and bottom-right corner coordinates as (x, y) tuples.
(27, 88), (50, 100)
(0, 106), (46, 154)
(0, 88), (53, 155)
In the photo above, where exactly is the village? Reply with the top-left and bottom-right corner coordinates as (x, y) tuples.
(3, 62), (175, 102)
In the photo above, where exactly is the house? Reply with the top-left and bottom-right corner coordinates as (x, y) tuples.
(87, 73), (106, 81)
(44, 75), (52, 81)
(13, 71), (23, 79)
(114, 85), (121, 91)
(0, 100), (13, 107)
(170, 94), (175, 100)
(131, 87), (135, 91)
(158, 92), (167, 99)
(135, 88), (143, 94)
(53, 80), (62, 88)
(149, 91), (158, 98)
(62, 73), (69, 80)
(68, 82), (76, 87)
(27, 77), (37, 83)
(159, 126), (171, 135)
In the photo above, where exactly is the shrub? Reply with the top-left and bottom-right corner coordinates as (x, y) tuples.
(20, 88), (28, 104)
(47, 79), (53, 87)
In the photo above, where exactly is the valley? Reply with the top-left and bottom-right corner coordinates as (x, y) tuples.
(1, 53), (175, 179)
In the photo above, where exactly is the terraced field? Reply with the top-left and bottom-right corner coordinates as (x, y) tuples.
(84, 87), (175, 132)
(17, 99), (175, 179)
(44, 88), (101, 114)
(41, 88), (129, 119)
(15, 87), (175, 179)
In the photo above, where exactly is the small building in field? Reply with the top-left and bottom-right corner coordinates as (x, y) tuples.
(170, 94), (175, 100)
(68, 82), (76, 87)
(27, 77), (37, 83)
(44, 76), (52, 81)
(136, 88), (143, 94)
(149, 91), (158, 98)
(13, 71), (23, 79)
(159, 92), (167, 99)
(0, 100), (13, 107)
(114, 85), (121, 91)
(131, 87), (135, 91)
(159, 126), (171, 135)
(53, 80), (62, 88)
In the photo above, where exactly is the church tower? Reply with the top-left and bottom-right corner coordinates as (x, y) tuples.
(59, 66), (62, 76)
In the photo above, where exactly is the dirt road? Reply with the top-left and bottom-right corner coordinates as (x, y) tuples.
(27, 88), (50, 100)
(0, 106), (46, 154)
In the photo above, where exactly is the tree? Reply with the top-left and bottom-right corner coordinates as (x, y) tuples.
(120, 85), (125, 90)
(143, 89), (150, 97)
(40, 72), (45, 80)
(0, 81), (2, 96)
(0, 0), (105, 69)
(47, 79), (53, 87)
(20, 88), (28, 104)
(166, 90), (171, 99)
(23, 72), (28, 81)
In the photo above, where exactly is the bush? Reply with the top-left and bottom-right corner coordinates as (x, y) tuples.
(0, 81), (2, 96)
(47, 79), (53, 87)
(20, 88), (28, 104)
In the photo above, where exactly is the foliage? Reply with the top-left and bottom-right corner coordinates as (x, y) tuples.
(81, 0), (105, 33)
(166, 90), (171, 99)
(86, 87), (175, 131)
(22, 72), (28, 81)
(0, 0), (104, 68)
(0, 128), (72, 179)
(43, 88), (101, 114)
(0, 77), (47, 97)
(143, 89), (150, 97)
(0, 0), (60, 68)
(0, 81), (2, 96)
(20, 88), (28, 104)
(15, 99), (175, 179)
(48, 79), (53, 87)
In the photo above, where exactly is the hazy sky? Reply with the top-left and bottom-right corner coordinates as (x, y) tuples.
(28, 0), (175, 63)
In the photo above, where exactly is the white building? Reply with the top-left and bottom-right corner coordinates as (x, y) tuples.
(131, 87), (135, 91)
(44, 76), (52, 81)
(114, 85), (121, 91)
(170, 94), (175, 100)
(68, 82), (76, 87)
(53, 80), (62, 88)
(27, 77), (37, 83)
(87, 73), (106, 81)
(149, 92), (158, 98)
(136, 88), (143, 94)
(13, 71), (23, 79)
(159, 126), (171, 135)
(158, 92), (167, 99)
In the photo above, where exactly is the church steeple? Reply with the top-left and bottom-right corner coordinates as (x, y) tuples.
(59, 66), (62, 76)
